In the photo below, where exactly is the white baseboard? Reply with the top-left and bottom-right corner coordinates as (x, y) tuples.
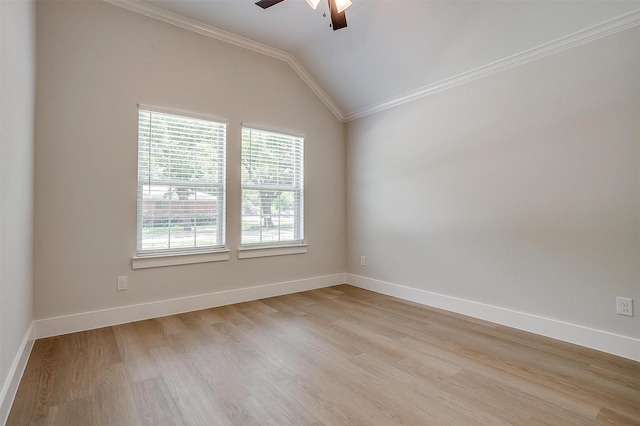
(31, 272), (639, 360)
(346, 274), (640, 362)
(36, 273), (346, 339)
(1, 322), (35, 425)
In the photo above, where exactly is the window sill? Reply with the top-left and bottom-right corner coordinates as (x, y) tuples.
(132, 250), (230, 269)
(238, 244), (308, 259)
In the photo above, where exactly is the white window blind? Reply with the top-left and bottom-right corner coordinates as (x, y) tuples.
(137, 107), (226, 255)
(241, 126), (304, 247)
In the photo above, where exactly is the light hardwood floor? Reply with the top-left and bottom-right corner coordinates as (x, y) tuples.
(7, 285), (640, 425)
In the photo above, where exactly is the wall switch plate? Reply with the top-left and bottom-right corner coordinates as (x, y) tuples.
(360, 256), (366, 266)
(616, 297), (633, 316)
(117, 276), (128, 291)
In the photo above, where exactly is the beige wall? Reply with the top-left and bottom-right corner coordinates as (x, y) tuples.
(30, 0), (640, 348)
(347, 27), (640, 339)
(0, 0), (36, 416)
(34, 0), (346, 319)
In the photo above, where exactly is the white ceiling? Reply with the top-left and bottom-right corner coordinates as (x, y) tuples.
(136, 0), (640, 119)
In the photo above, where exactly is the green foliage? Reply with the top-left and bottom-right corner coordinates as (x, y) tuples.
(138, 110), (226, 250)
(139, 111), (225, 197)
(241, 128), (303, 232)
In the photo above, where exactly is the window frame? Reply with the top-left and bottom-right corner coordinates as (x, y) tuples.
(135, 104), (228, 265)
(240, 124), (305, 252)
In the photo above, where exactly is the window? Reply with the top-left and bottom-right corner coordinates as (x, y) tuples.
(137, 106), (226, 255)
(241, 125), (304, 247)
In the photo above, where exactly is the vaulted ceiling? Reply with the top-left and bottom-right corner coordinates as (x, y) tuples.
(116, 0), (640, 121)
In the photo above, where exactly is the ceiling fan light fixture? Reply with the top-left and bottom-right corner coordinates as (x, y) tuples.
(335, 0), (352, 13)
(305, 0), (320, 9)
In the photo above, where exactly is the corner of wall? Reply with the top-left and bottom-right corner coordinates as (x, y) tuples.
(346, 274), (640, 362)
(0, 322), (35, 425)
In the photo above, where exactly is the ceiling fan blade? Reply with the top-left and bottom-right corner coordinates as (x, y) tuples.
(328, 0), (347, 30)
(255, 0), (285, 9)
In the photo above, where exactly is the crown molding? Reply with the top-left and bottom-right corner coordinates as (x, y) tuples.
(102, 1), (638, 124)
(102, 0), (346, 122)
(344, 8), (640, 122)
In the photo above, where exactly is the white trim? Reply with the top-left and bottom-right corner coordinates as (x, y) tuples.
(346, 274), (640, 362)
(286, 56), (345, 122)
(0, 322), (35, 425)
(344, 9), (640, 121)
(132, 249), (230, 269)
(35, 273), (346, 339)
(238, 244), (308, 259)
(242, 122), (305, 140)
(104, 1), (640, 124)
(103, 0), (345, 122)
(138, 103), (228, 124)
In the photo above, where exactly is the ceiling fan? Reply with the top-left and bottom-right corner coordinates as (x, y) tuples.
(255, 0), (351, 31)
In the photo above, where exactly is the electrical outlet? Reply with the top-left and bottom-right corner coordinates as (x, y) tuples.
(360, 256), (366, 266)
(616, 297), (633, 316)
(117, 276), (128, 291)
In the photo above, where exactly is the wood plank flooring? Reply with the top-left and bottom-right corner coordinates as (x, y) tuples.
(7, 285), (640, 425)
